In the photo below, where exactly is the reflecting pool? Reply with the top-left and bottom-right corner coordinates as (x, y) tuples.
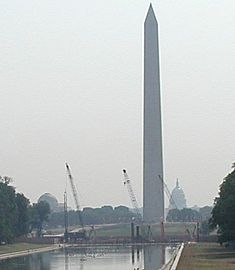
(0, 244), (176, 270)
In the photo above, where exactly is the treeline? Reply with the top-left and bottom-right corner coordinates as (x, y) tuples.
(0, 176), (50, 243)
(166, 206), (213, 235)
(0, 176), (137, 243)
(5, 163), (235, 245)
(166, 206), (212, 223)
(46, 205), (137, 228)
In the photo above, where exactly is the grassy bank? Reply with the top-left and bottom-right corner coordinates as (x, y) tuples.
(0, 243), (50, 255)
(94, 222), (196, 239)
(177, 243), (235, 270)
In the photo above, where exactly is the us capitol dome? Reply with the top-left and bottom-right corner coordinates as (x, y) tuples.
(38, 193), (63, 212)
(169, 179), (187, 210)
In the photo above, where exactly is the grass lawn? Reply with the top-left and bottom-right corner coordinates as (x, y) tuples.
(95, 223), (131, 238)
(0, 243), (50, 255)
(94, 222), (196, 239)
(46, 222), (198, 240)
(177, 242), (235, 270)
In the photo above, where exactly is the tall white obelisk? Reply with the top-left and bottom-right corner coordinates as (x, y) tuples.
(143, 4), (164, 223)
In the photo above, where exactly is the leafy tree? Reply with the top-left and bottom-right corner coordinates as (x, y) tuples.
(210, 165), (235, 243)
(199, 206), (213, 221)
(167, 208), (201, 222)
(15, 193), (30, 237)
(46, 205), (137, 228)
(166, 209), (181, 222)
(0, 176), (17, 243)
(181, 208), (201, 222)
(82, 207), (97, 224)
(30, 201), (50, 237)
(200, 220), (210, 235)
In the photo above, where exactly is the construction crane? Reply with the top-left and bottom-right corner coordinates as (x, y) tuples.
(158, 175), (178, 209)
(64, 190), (69, 243)
(65, 163), (84, 229)
(122, 169), (142, 223)
(158, 175), (195, 240)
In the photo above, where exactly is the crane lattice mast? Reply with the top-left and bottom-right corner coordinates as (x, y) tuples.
(158, 175), (178, 209)
(122, 169), (142, 222)
(64, 191), (69, 242)
(65, 163), (84, 228)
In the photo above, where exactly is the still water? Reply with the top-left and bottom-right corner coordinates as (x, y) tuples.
(0, 245), (176, 270)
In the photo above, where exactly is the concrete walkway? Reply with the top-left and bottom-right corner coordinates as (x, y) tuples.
(160, 243), (184, 270)
(0, 245), (62, 261)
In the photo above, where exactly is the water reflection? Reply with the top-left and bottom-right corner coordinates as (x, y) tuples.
(144, 245), (165, 270)
(0, 244), (176, 270)
(0, 253), (51, 270)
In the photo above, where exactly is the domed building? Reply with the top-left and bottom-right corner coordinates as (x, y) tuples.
(38, 193), (62, 212)
(169, 179), (187, 210)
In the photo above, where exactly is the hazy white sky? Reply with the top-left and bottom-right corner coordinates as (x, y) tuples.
(0, 1), (234, 209)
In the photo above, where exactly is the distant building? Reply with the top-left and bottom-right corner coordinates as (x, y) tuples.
(38, 193), (64, 213)
(169, 179), (187, 210)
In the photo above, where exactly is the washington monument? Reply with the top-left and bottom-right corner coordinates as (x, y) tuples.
(143, 4), (164, 223)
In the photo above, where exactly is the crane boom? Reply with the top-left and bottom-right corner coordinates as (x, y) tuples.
(158, 175), (178, 209)
(64, 191), (68, 242)
(123, 169), (142, 222)
(65, 163), (84, 228)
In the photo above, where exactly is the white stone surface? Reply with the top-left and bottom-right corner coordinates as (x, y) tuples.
(143, 4), (164, 223)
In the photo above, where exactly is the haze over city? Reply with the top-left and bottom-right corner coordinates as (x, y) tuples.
(0, 0), (234, 209)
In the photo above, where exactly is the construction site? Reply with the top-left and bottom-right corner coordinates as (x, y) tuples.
(34, 163), (213, 246)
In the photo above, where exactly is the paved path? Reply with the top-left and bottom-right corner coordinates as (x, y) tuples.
(0, 245), (62, 261)
(160, 243), (184, 270)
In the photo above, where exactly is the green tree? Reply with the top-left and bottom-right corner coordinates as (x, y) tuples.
(210, 164), (235, 243)
(46, 205), (137, 228)
(166, 209), (181, 222)
(167, 208), (201, 222)
(0, 176), (17, 243)
(114, 206), (132, 223)
(200, 220), (210, 235)
(199, 206), (213, 221)
(30, 201), (50, 237)
(15, 193), (30, 237)
(0, 176), (39, 242)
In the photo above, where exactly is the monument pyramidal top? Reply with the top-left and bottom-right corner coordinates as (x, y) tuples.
(145, 3), (158, 24)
